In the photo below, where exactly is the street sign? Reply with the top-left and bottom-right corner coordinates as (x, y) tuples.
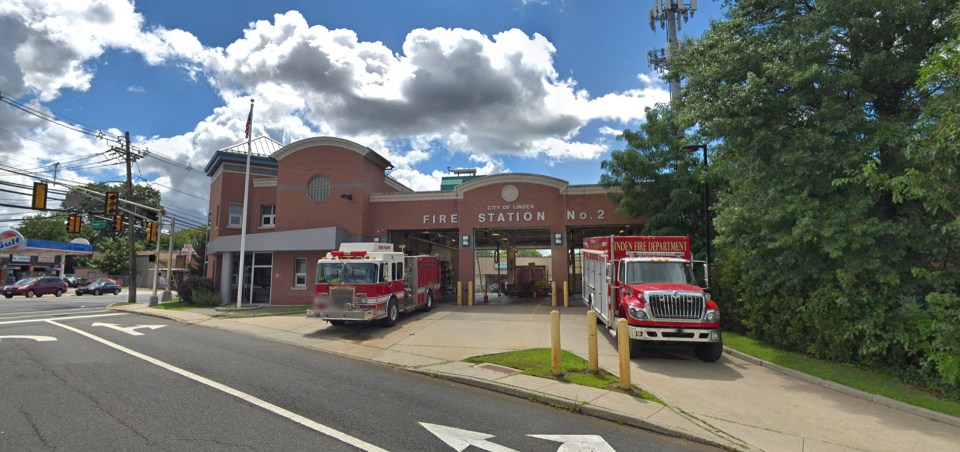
(89, 220), (106, 229)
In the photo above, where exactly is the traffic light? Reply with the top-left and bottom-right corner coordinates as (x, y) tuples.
(32, 182), (48, 210)
(105, 192), (119, 215)
(66, 215), (83, 233)
(145, 221), (158, 243)
(113, 215), (123, 232)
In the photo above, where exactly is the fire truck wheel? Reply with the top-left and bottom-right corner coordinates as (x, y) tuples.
(423, 292), (433, 312)
(694, 341), (724, 362)
(329, 320), (345, 326)
(382, 298), (399, 327)
(629, 339), (643, 358)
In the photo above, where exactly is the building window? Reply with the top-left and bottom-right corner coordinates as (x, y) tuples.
(294, 258), (307, 287)
(307, 174), (331, 203)
(228, 204), (242, 227)
(261, 205), (276, 228)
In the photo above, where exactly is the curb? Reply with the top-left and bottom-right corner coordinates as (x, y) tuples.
(723, 347), (960, 428)
(117, 305), (743, 449)
(408, 368), (742, 451)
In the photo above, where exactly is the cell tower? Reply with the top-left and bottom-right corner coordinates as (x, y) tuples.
(647, 0), (698, 102)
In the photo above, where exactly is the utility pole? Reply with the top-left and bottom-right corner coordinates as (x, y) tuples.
(124, 131), (137, 303)
(647, 0), (698, 102)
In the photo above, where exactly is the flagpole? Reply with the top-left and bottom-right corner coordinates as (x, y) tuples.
(236, 99), (254, 309)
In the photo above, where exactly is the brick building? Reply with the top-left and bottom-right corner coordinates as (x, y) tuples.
(205, 136), (640, 305)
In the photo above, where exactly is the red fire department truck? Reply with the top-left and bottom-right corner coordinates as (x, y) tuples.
(307, 243), (440, 327)
(582, 236), (723, 362)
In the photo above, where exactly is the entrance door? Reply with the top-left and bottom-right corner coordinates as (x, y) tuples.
(250, 253), (272, 304)
(236, 252), (273, 304)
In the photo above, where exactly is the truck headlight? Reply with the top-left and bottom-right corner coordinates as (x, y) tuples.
(628, 306), (648, 320)
(705, 310), (720, 322)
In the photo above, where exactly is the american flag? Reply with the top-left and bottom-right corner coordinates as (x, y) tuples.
(244, 103), (253, 139)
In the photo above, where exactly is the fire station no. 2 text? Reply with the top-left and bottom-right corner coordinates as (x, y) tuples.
(423, 208), (609, 224)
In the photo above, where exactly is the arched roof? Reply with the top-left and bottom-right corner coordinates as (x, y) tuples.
(271, 137), (393, 169)
(454, 173), (569, 195)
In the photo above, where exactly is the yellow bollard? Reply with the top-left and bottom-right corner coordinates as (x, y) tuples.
(551, 281), (557, 307)
(617, 318), (631, 389)
(563, 281), (569, 307)
(468, 283), (473, 306)
(551, 310), (561, 376)
(587, 310), (598, 372)
(457, 281), (462, 307)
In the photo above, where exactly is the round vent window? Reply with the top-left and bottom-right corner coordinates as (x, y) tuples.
(307, 174), (331, 203)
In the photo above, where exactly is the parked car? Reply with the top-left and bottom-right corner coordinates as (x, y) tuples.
(63, 276), (88, 288)
(97, 277), (122, 287)
(2, 277), (69, 298)
(76, 280), (122, 296)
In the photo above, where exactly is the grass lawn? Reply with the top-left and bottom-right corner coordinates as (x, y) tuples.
(150, 301), (195, 311)
(465, 348), (662, 404)
(216, 306), (309, 318)
(724, 332), (960, 418)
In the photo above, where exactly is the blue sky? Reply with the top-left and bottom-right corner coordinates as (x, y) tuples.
(0, 0), (722, 229)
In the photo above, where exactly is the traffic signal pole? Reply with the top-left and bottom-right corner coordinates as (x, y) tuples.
(150, 212), (163, 306)
(163, 216), (175, 301)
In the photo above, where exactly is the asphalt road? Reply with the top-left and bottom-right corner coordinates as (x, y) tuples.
(0, 299), (714, 451)
(0, 291), (115, 314)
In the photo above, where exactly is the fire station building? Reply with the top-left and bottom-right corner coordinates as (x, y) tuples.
(204, 137), (641, 305)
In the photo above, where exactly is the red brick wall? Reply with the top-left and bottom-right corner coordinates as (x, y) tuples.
(209, 170), (277, 238)
(275, 145), (382, 236)
(271, 250), (327, 305)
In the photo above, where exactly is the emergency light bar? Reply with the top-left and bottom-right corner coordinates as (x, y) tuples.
(329, 250), (369, 259)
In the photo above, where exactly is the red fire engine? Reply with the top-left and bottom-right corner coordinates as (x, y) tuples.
(582, 236), (723, 362)
(307, 243), (440, 327)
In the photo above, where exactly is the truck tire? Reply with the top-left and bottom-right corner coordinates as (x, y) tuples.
(695, 341), (724, 362)
(423, 292), (433, 312)
(629, 339), (643, 358)
(382, 297), (399, 327)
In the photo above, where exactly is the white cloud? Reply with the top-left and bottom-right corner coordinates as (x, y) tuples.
(0, 3), (669, 221)
(598, 126), (624, 137)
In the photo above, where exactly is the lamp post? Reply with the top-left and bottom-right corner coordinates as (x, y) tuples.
(682, 144), (710, 264)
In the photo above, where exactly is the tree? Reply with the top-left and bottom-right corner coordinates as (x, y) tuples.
(516, 249), (543, 258)
(177, 226), (208, 277)
(91, 235), (133, 277)
(16, 213), (71, 242)
(64, 182), (161, 244)
(671, 0), (959, 396)
(599, 105), (708, 259)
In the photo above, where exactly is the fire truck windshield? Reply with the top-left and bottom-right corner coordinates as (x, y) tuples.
(624, 261), (695, 285)
(316, 262), (379, 284)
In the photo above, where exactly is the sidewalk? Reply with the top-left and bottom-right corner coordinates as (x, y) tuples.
(113, 301), (960, 452)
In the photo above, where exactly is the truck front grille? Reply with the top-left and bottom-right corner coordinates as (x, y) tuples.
(330, 287), (356, 309)
(646, 291), (705, 320)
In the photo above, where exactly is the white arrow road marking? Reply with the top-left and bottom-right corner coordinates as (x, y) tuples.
(528, 434), (616, 452)
(47, 320), (387, 452)
(0, 312), (124, 326)
(0, 335), (57, 342)
(420, 423), (518, 452)
(91, 322), (166, 336)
